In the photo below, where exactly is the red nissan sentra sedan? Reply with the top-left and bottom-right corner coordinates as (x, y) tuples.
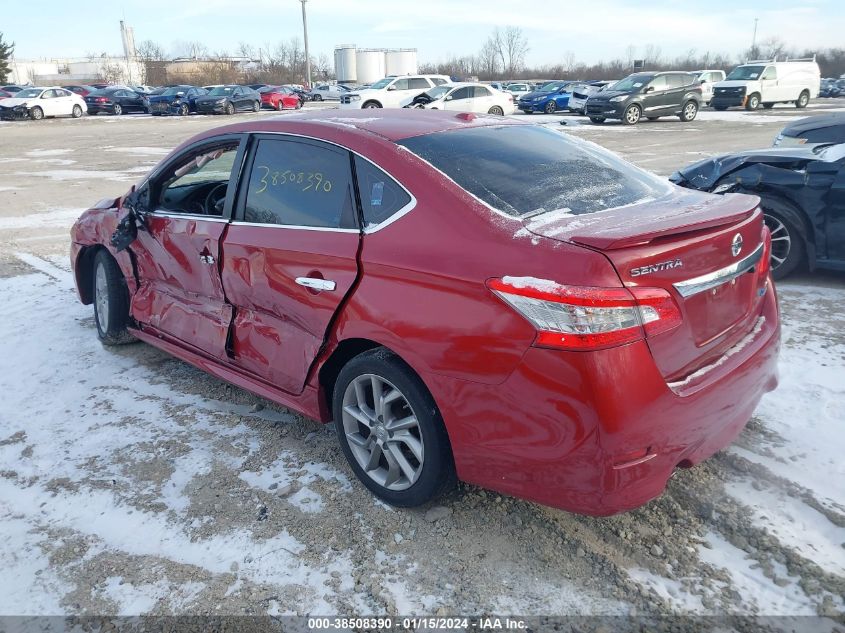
(70, 110), (780, 515)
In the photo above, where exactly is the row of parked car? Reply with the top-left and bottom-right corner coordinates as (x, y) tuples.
(0, 81), (327, 120)
(819, 77), (845, 98)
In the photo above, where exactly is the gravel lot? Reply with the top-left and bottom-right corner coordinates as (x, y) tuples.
(1, 101), (844, 621)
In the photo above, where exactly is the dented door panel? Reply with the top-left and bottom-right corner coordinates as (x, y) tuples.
(221, 226), (360, 394)
(130, 214), (231, 358)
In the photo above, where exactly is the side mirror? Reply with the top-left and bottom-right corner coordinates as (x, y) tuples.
(445, 95), (453, 101)
(387, 85), (397, 91)
(699, 79), (707, 84)
(644, 86), (655, 93)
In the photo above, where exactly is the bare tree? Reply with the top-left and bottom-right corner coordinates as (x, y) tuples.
(478, 34), (500, 78)
(502, 27), (529, 76)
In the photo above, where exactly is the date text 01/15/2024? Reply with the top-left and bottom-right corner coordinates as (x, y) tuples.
(307, 617), (528, 630)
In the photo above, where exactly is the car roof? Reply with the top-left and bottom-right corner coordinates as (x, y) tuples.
(189, 109), (524, 144)
(782, 112), (845, 135)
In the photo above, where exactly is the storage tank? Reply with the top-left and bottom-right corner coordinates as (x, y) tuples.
(355, 49), (386, 85)
(334, 45), (357, 84)
(385, 49), (418, 76)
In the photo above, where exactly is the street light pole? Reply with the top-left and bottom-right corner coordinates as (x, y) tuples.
(300, 0), (312, 88)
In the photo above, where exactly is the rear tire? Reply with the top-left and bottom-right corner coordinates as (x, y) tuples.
(113, 103), (123, 116)
(763, 208), (806, 280)
(92, 250), (135, 345)
(252, 100), (260, 112)
(795, 91), (809, 108)
(71, 104), (83, 118)
(333, 349), (457, 507)
(487, 105), (504, 115)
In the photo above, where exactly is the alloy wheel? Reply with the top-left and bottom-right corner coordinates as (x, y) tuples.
(624, 105), (641, 124)
(682, 101), (698, 121)
(764, 214), (791, 272)
(341, 374), (424, 491)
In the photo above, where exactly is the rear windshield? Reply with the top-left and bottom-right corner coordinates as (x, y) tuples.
(397, 125), (671, 217)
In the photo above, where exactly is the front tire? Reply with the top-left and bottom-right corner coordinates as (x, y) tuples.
(333, 349), (456, 507)
(795, 91), (809, 108)
(679, 100), (698, 122)
(362, 101), (382, 109)
(622, 104), (641, 125)
(544, 100), (557, 114)
(314, 94), (323, 101)
(92, 250), (134, 345)
(30, 106), (44, 121)
(180, 103), (190, 116)
(745, 93), (760, 110)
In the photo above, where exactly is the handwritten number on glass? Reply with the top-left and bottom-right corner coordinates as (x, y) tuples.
(254, 165), (332, 194)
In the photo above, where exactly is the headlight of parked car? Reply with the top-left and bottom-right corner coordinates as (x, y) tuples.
(609, 95), (628, 102)
(348, 94), (361, 101)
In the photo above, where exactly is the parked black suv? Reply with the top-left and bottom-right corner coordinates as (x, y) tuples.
(585, 72), (702, 125)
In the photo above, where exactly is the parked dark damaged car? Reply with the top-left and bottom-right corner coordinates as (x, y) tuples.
(671, 143), (845, 279)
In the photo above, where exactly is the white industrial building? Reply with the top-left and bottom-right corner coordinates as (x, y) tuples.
(7, 21), (143, 87)
(334, 45), (418, 85)
(7, 57), (144, 86)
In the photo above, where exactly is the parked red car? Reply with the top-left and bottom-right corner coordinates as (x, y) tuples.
(69, 110), (780, 515)
(63, 84), (94, 97)
(259, 85), (303, 110)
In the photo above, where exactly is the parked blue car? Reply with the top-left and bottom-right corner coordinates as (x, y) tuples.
(517, 80), (578, 114)
(145, 85), (208, 116)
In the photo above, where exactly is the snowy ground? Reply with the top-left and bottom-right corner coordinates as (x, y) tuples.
(0, 102), (844, 621)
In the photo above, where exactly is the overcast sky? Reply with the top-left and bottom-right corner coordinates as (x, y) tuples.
(5, 0), (842, 65)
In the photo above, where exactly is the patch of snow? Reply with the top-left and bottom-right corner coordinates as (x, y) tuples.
(627, 567), (705, 612)
(25, 149), (74, 157)
(725, 479), (845, 576)
(500, 275), (563, 294)
(698, 531), (817, 615)
(0, 208), (81, 231)
(105, 147), (171, 156)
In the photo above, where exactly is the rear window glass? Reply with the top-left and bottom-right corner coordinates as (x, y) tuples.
(397, 125), (671, 217)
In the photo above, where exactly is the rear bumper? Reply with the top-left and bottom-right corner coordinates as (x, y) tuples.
(428, 282), (780, 516)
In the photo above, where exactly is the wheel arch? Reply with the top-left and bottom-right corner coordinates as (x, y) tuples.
(74, 244), (105, 305)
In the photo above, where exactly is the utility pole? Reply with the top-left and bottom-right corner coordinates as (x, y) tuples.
(751, 17), (759, 58)
(300, 0), (312, 88)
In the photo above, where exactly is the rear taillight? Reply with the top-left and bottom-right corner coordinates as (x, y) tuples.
(96, 97), (108, 103)
(487, 277), (681, 351)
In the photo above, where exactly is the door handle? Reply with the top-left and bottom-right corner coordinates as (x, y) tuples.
(295, 277), (336, 291)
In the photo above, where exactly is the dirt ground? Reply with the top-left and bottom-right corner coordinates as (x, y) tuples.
(0, 101), (844, 622)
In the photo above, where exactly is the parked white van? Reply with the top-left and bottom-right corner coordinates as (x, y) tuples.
(692, 69), (726, 104)
(710, 57), (820, 110)
(339, 75), (451, 109)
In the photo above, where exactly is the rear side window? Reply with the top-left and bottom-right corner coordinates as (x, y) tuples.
(242, 139), (357, 229)
(473, 86), (491, 97)
(409, 78), (430, 89)
(397, 125), (671, 217)
(432, 78), (448, 86)
(666, 74), (687, 89)
(354, 156), (412, 227)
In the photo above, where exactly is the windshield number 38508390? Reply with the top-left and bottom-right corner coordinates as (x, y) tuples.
(255, 166), (333, 194)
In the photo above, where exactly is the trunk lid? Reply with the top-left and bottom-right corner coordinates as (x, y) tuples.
(522, 190), (769, 381)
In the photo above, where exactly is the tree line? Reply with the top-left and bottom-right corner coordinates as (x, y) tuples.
(419, 30), (845, 81)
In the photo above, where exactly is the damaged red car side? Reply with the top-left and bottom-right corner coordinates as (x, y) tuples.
(70, 110), (780, 515)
